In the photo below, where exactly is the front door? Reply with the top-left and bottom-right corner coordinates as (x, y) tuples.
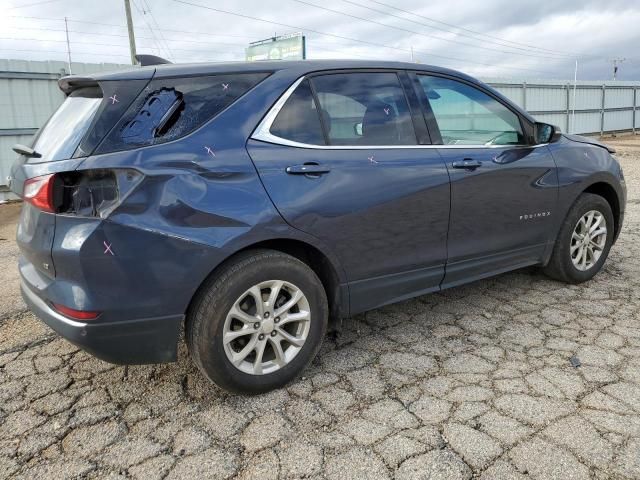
(248, 71), (450, 313)
(414, 74), (558, 287)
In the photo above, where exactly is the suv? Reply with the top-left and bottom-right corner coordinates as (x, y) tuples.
(11, 60), (626, 393)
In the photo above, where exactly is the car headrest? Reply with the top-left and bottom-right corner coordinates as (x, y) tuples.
(362, 101), (399, 145)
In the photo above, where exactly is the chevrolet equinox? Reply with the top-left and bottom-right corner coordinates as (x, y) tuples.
(10, 60), (626, 393)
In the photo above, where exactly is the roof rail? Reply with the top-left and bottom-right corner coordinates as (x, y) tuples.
(135, 54), (172, 67)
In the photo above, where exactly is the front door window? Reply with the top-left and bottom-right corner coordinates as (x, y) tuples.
(417, 75), (525, 146)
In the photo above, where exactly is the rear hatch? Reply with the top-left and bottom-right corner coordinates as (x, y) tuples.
(11, 70), (153, 279)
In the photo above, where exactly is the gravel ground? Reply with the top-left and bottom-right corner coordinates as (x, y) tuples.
(0, 136), (639, 479)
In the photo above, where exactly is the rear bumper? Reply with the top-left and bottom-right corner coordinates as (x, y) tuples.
(21, 280), (183, 364)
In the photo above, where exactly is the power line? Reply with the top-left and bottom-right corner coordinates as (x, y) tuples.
(0, 36), (243, 57)
(171, 0), (558, 76)
(3, 26), (248, 47)
(12, 15), (553, 67)
(131, 0), (169, 60)
(340, 0), (586, 59)
(0, 47), (131, 59)
(140, 0), (175, 61)
(2, 10), (625, 66)
(132, 0), (172, 60)
(3, 4), (596, 76)
(365, 0), (584, 58)
(9, 19), (255, 41)
(293, 0), (576, 61)
(8, 0), (61, 9)
(301, 31), (562, 70)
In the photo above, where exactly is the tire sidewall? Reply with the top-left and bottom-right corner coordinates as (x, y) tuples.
(192, 253), (327, 394)
(559, 194), (614, 283)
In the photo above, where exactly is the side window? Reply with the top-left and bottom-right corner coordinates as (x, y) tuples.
(418, 75), (525, 146)
(311, 73), (417, 146)
(96, 72), (269, 154)
(270, 79), (325, 145)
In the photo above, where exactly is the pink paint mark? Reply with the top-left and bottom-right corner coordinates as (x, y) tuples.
(383, 107), (390, 115)
(368, 155), (378, 164)
(204, 146), (216, 157)
(109, 94), (119, 105)
(222, 83), (229, 90)
(103, 241), (114, 256)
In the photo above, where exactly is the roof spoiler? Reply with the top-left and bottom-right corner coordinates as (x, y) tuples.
(58, 67), (155, 95)
(135, 54), (172, 66)
(58, 76), (99, 95)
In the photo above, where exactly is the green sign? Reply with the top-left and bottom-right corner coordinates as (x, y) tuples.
(246, 33), (306, 61)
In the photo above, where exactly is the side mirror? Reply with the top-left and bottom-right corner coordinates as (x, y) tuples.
(354, 122), (363, 136)
(534, 122), (561, 144)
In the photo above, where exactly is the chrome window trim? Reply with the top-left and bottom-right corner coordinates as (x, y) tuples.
(251, 74), (548, 151)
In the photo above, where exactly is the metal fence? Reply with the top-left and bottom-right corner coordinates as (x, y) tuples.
(0, 59), (129, 200)
(486, 78), (640, 136)
(1, 59), (639, 201)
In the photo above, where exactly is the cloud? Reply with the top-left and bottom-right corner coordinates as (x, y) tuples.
(2, 0), (638, 80)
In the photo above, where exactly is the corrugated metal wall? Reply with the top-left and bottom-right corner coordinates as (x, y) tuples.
(1, 60), (638, 200)
(0, 59), (130, 200)
(486, 78), (639, 137)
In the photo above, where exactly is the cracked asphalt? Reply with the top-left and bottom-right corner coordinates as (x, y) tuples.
(1, 136), (639, 479)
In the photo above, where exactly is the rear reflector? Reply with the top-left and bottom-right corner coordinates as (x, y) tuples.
(23, 174), (55, 213)
(52, 303), (100, 320)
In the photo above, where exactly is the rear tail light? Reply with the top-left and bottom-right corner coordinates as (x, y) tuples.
(23, 174), (56, 212)
(23, 169), (142, 218)
(52, 303), (100, 320)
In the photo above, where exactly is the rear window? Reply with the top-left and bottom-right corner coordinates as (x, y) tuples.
(31, 87), (102, 161)
(96, 72), (269, 154)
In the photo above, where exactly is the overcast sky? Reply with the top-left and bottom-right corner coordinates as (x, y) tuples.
(2, 0), (639, 81)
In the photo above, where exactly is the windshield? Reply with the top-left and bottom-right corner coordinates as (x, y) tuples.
(32, 88), (102, 161)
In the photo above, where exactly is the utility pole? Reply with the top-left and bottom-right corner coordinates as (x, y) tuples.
(124, 0), (137, 65)
(611, 58), (626, 80)
(64, 16), (72, 74)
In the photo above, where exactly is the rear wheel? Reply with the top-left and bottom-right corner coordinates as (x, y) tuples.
(543, 193), (614, 284)
(187, 249), (328, 394)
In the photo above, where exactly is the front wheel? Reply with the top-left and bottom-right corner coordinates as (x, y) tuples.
(543, 193), (614, 284)
(187, 249), (328, 394)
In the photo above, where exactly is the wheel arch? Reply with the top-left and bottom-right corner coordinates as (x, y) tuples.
(582, 180), (622, 241)
(186, 237), (349, 331)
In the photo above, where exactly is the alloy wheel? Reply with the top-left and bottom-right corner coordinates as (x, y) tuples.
(222, 280), (311, 375)
(570, 210), (607, 271)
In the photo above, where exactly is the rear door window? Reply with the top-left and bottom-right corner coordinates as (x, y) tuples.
(269, 79), (326, 145)
(96, 72), (269, 154)
(311, 72), (417, 146)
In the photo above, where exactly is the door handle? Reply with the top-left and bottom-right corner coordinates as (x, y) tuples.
(286, 163), (331, 175)
(452, 159), (482, 170)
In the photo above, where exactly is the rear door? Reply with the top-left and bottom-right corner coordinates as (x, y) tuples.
(248, 70), (450, 313)
(413, 73), (558, 287)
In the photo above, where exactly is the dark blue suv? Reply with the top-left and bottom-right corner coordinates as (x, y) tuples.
(10, 60), (626, 393)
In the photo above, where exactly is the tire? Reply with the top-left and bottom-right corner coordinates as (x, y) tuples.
(543, 193), (614, 284)
(186, 249), (328, 394)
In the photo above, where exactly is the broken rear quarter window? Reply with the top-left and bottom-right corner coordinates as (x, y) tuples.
(96, 72), (270, 154)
